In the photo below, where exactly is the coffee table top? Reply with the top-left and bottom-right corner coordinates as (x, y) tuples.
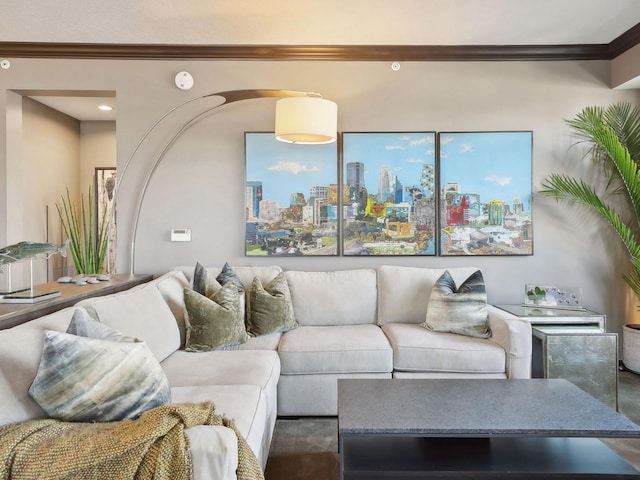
(338, 379), (640, 438)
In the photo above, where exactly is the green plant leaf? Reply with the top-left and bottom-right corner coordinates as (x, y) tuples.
(56, 186), (110, 275)
(540, 102), (640, 307)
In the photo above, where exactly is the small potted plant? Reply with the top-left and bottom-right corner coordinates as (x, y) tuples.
(56, 187), (109, 276)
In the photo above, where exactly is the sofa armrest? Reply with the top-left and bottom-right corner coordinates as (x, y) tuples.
(486, 305), (532, 379)
(185, 425), (239, 480)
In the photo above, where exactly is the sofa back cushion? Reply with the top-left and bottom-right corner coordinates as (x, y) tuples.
(76, 283), (180, 362)
(0, 307), (76, 426)
(285, 269), (377, 326)
(154, 270), (190, 348)
(377, 265), (482, 325)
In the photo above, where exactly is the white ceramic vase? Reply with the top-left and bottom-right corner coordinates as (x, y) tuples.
(622, 324), (640, 374)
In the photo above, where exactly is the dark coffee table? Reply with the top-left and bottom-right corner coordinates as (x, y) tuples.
(338, 378), (640, 479)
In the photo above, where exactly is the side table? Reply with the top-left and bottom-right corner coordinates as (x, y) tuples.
(494, 304), (618, 410)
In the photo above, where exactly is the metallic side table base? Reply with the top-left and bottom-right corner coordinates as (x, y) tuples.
(534, 327), (618, 410)
(495, 305), (618, 410)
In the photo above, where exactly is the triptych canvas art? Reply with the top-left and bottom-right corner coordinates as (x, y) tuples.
(245, 131), (533, 257)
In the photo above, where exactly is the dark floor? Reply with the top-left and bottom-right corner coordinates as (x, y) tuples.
(265, 371), (640, 479)
(602, 370), (640, 470)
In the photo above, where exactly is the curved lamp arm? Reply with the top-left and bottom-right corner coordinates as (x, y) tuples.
(110, 89), (326, 275)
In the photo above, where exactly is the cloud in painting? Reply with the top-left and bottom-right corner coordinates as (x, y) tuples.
(268, 161), (320, 174)
(410, 136), (434, 146)
(485, 175), (512, 186)
(440, 136), (455, 145)
(385, 145), (406, 151)
(460, 144), (474, 152)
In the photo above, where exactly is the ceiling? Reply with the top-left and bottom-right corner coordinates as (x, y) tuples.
(2, 0), (640, 47)
(4, 0), (640, 121)
(29, 96), (116, 122)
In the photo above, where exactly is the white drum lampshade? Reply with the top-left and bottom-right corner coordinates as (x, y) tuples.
(275, 97), (337, 144)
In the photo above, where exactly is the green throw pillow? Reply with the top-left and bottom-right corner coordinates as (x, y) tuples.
(183, 282), (249, 351)
(422, 270), (492, 339)
(28, 330), (171, 422)
(248, 272), (298, 336)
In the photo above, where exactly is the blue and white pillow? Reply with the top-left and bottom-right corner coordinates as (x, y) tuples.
(29, 310), (171, 422)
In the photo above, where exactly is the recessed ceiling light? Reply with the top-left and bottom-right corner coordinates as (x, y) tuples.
(98, 105), (113, 111)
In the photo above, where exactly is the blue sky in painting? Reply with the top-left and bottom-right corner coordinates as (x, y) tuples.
(245, 133), (338, 206)
(342, 132), (436, 197)
(439, 131), (532, 207)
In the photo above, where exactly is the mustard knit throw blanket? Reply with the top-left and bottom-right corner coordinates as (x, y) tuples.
(0, 402), (264, 480)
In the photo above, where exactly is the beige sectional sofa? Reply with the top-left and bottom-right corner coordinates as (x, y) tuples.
(0, 264), (532, 479)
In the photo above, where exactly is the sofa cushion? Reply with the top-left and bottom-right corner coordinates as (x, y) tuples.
(183, 284), (248, 352)
(161, 349), (281, 445)
(285, 269), (377, 326)
(0, 308), (77, 426)
(278, 325), (393, 374)
(77, 282), (181, 362)
(28, 330), (171, 422)
(154, 270), (190, 348)
(377, 265), (481, 325)
(247, 272), (297, 336)
(382, 323), (505, 374)
(161, 349), (281, 393)
(422, 269), (491, 339)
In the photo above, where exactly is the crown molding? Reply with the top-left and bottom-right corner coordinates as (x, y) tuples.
(0, 42), (617, 61)
(609, 22), (640, 58)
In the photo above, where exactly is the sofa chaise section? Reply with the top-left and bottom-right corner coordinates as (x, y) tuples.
(0, 270), (278, 480)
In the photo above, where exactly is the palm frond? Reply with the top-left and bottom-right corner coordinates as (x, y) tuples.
(542, 102), (640, 306)
(623, 261), (640, 301)
(539, 174), (640, 260)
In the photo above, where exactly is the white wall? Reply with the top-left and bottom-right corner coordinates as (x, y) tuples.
(80, 121), (116, 196)
(1, 58), (639, 338)
(15, 98), (80, 285)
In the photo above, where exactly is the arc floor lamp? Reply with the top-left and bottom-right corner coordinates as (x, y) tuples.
(110, 88), (338, 275)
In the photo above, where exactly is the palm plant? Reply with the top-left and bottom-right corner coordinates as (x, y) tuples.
(540, 102), (640, 301)
(56, 187), (109, 274)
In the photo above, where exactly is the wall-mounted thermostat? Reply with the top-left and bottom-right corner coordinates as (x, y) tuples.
(171, 228), (191, 242)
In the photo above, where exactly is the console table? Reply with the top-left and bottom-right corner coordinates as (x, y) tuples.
(494, 304), (617, 409)
(0, 274), (153, 330)
(338, 378), (640, 479)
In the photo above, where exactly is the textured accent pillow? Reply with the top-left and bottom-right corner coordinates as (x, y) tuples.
(248, 272), (298, 336)
(216, 262), (246, 320)
(216, 262), (245, 293)
(66, 307), (136, 342)
(422, 270), (492, 339)
(183, 282), (249, 351)
(192, 261), (221, 298)
(28, 330), (171, 422)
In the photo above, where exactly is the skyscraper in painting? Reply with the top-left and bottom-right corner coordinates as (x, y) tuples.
(246, 181), (262, 221)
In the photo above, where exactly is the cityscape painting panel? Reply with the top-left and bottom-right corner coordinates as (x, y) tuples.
(439, 131), (533, 256)
(342, 132), (437, 256)
(245, 132), (338, 256)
